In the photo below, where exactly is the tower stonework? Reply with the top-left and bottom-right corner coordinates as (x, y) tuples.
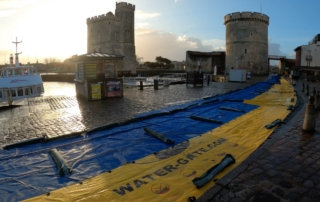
(224, 12), (269, 75)
(87, 2), (136, 73)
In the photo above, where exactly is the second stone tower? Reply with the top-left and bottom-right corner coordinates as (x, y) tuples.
(224, 12), (269, 75)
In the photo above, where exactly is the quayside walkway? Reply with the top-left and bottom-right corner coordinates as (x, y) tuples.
(0, 76), (300, 202)
(199, 79), (320, 202)
(0, 77), (267, 148)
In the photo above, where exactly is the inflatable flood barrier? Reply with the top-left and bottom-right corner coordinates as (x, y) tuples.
(24, 77), (296, 202)
(0, 76), (297, 202)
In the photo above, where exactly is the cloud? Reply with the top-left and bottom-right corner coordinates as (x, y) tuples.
(136, 22), (150, 28)
(136, 28), (160, 35)
(203, 39), (226, 51)
(135, 10), (161, 20)
(288, 53), (295, 59)
(0, 0), (42, 17)
(135, 28), (221, 62)
(268, 38), (296, 65)
(0, 9), (15, 17)
(268, 38), (285, 56)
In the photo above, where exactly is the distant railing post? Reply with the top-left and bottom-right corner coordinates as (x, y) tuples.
(6, 89), (13, 106)
(154, 79), (158, 90)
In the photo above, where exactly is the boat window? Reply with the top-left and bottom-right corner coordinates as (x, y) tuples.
(25, 88), (29, 96)
(18, 88), (23, 96)
(11, 90), (16, 97)
(8, 70), (13, 76)
(37, 86), (41, 94)
(2, 71), (6, 77)
(29, 69), (33, 75)
(30, 87), (33, 94)
(32, 68), (37, 75)
(16, 69), (23, 75)
(0, 90), (2, 98)
(24, 68), (29, 75)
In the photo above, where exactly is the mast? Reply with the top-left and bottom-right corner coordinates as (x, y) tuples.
(12, 37), (22, 67)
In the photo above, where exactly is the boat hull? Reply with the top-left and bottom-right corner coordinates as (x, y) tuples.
(0, 75), (44, 101)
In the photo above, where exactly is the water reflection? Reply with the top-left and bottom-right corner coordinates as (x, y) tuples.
(43, 82), (76, 96)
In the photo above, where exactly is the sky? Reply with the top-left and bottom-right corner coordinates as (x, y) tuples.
(0, 0), (319, 65)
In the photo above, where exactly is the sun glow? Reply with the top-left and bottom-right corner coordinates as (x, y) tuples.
(0, 0), (115, 63)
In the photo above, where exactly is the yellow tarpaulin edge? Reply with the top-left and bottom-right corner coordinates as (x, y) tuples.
(24, 77), (296, 202)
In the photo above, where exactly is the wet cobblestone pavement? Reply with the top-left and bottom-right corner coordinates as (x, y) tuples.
(3, 76), (320, 201)
(198, 79), (320, 202)
(0, 77), (267, 148)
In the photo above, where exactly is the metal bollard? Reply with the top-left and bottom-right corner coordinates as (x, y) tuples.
(302, 83), (305, 92)
(139, 80), (143, 90)
(313, 87), (316, 98)
(154, 79), (158, 90)
(6, 89), (13, 106)
(306, 84), (309, 96)
(316, 91), (320, 111)
(303, 96), (316, 132)
(164, 80), (170, 87)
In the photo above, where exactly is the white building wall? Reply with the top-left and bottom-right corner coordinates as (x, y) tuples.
(301, 41), (320, 67)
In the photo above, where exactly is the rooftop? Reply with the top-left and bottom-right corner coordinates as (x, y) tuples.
(70, 52), (125, 62)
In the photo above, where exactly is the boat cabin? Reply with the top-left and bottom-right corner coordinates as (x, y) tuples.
(0, 66), (44, 101)
(1, 66), (38, 77)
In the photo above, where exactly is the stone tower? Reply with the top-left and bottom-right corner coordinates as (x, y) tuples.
(87, 2), (136, 73)
(224, 12), (269, 75)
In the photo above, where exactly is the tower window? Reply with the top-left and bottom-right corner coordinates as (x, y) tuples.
(245, 49), (247, 54)
(251, 33), (252, 36)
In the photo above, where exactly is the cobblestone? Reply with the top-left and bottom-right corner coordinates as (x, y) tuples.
(0, 79), (265, 148)
(201, 78), (320, 201)
(5, 77), (320, 201)
(303, 180), (314, 188)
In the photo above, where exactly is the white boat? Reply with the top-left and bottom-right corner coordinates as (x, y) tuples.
(0, 38), (44, 102)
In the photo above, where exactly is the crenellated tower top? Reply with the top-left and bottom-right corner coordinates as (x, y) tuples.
(224, 12), (269, 25)
(116, 2), (135, 10)
(87, 2), (135, 24)
(86, 12), (119, 24)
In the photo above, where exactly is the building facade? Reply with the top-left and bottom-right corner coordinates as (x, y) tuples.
(295, 34), (320, 68)
(87, 2), (136, 73)
(185, 51), (225, 74)
(224, 12), (269, 75)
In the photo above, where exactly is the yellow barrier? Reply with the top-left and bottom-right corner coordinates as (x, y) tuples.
(25, 78), (296, 202)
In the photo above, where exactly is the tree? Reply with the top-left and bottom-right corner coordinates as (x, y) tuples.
(155, 56), (171, 65)
(44, 58), (59, 73)
(136, 55), (144, 66)
(44, 58), (58, 64)
(143, 56), (175, 69)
